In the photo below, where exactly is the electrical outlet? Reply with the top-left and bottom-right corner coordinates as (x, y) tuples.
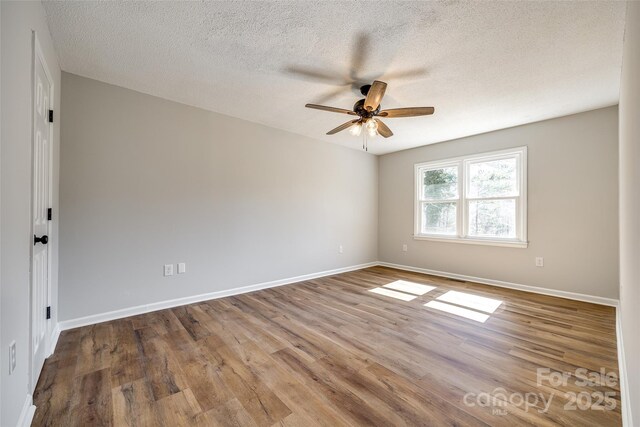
(164, 264), (174, 276)
(535, 257), (544, 267)
(402, 244), (408, 252)
(9, 341), (16, 375)
(339, 245), (344, 254)
(178, 262), (186, 274)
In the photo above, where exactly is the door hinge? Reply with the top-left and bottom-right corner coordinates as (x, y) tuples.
(46, 306), (51, 320)
(48, 110), (54, 123)
(48, 208), (52, 221)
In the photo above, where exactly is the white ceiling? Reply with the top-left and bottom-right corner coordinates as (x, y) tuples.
(43, 1), (626, 155)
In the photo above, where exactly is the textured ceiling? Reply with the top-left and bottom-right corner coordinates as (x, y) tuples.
(43, 1), (626, 155)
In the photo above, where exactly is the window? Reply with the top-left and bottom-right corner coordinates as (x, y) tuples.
(415, 147), (527, 248)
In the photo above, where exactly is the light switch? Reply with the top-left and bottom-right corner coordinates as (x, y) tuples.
(178, 262), (186, 274)
(164, 264), (174, 276)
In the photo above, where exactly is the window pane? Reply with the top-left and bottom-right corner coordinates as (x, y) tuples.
(468, 199), (516, 238)
(423, 167), (458, 200)
(468, 158), (517, 198)
(422, 202), (457, 235)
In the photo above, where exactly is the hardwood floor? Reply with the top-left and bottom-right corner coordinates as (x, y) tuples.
(32, 267), (621, 426)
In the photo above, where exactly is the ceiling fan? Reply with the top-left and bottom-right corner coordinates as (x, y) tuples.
(305, 80), (435, 143)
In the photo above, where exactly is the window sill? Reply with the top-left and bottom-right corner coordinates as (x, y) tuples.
(413, 235), (528, 248)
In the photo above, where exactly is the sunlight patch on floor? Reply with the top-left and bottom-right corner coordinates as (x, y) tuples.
(424, 300), (490, 323)
(382, 280), (436, 296)
(369, 287), (417, 301)
(436, 290), (503, 313)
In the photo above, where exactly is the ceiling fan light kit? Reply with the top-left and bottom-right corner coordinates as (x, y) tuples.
(305, 80), (435, 151)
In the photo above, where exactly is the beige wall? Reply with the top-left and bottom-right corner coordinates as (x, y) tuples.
(619, 1), (640, 422)
(1, 2), (61, 425)
(378, 107), (619, 299)
(59, 72), (378, 321)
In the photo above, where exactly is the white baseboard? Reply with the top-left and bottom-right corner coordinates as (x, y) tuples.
(48, 323), (61, 357)
(59, 262), (378, 331)
(17, 394), (36, 427)
(616, 307), (634, 427)
(59, 260), (619, 331)
(377, 262), (619, 307)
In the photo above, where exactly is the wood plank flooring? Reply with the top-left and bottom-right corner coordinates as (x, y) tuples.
(32, 267), (622, 426)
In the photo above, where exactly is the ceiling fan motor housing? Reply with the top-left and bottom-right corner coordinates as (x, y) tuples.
(353, 98), (380, 117)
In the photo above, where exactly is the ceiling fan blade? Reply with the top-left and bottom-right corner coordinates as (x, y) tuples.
(305, 104), (356, 115)
(364, 80), (387, 111)
(378, 107), (435, 118)
(374, 119), (393, 138)
(327, 119), (360, 135)
(284, 66), (345, 84)
(313, 85), (352, 105)
(349, 33), (370, 81)
(383, 67), (428, 81)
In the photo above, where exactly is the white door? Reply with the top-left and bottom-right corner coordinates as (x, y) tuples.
(31, 36), (52, 391)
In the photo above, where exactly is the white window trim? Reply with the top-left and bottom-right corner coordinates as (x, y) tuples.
(414, 146), (528, 248)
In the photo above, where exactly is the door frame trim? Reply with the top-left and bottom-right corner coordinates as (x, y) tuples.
(29, 31), (54, 393)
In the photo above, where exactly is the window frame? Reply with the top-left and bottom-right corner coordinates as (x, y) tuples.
(416, 160), (461, 237)
(414, 147), (528, 248)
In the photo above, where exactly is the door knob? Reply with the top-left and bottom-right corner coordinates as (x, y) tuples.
(34, 235), (48, 245)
